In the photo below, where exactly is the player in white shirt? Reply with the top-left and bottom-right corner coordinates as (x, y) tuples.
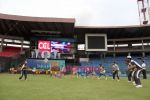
(111, 62), (120, 81)
(141, 60), (147, 79)
(126, 56), (143, 88)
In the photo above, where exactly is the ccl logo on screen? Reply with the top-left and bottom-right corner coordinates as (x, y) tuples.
(38, 41), (51, 51)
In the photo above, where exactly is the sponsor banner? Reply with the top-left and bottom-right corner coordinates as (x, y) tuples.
(38, 40), (51, 52)
(26, 59), (65, 70)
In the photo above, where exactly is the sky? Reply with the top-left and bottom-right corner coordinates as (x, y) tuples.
(0, 0), (140, 26)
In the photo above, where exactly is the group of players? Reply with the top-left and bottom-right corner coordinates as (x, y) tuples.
(18, 55), (147, 88)
(73, 62), (120, 81)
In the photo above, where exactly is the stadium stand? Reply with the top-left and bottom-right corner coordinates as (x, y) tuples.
(0, 47), (21, 57)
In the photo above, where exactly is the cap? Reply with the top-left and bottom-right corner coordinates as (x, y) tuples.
(127, 56), (132, 59)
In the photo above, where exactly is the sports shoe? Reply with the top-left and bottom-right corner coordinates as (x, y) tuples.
(136, 85), (143, 88)
(132, 81), (136, 85)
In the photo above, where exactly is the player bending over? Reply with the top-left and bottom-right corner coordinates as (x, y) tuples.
(126, 56), (143, 88)
(98, 64), (107, 80)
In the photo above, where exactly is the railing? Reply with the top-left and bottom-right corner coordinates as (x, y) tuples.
(108, 46), (150, 52)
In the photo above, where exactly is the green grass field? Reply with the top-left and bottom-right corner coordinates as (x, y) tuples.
(0, 74), (150, 100)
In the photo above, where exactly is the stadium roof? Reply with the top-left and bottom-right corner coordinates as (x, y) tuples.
(75, 25), (150, 43)
(0, 13), (75, 40)
(0, 13), (150, 41)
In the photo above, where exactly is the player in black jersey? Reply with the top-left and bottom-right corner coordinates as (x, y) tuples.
(126, 56), (143, 88)
(19, 61), (28, 80)
(126, 62), (133, 82)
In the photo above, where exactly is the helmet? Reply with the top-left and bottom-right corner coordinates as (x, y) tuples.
(127, 56), (132, 59)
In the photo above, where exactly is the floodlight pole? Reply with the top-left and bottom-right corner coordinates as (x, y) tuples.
(0, 38), (4, 52)
(137, 0), (150, 25)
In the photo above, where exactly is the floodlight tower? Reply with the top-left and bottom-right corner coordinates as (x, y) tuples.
(137, 0), (150, 25)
